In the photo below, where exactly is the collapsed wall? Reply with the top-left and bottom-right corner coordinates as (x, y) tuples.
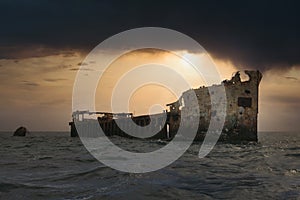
(167, 70), (262, 142)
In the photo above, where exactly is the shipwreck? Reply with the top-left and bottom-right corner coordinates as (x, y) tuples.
(69, 70), (262, 142)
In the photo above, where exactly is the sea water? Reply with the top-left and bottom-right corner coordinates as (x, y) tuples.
(0, 132), (299, 199)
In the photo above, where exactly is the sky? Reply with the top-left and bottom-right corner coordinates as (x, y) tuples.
(0, 0), (300, 131)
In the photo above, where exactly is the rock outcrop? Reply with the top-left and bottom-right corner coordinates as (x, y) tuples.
(13, 126), (28, 136)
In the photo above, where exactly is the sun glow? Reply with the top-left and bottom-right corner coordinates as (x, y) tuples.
(95, 49), (208, 115)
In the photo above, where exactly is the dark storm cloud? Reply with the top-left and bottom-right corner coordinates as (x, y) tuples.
(21, 80), (39, 87)
(77, 62), (88, 66)
(285, 76), (298, 81)
(44, 78), (67, 82)
(69, 68), (94, 71)
(1, 0), (300, 71)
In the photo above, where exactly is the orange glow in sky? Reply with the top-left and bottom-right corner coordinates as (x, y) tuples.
(0, 50), (299, 131)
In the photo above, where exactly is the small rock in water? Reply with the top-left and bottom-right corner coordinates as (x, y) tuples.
(13, 126), (28, 136)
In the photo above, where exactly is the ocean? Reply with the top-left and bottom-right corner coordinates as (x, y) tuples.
(0, 131), (299, 199)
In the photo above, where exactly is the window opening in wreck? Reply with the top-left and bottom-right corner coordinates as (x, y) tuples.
(166, 124), (170, 139)
(238, 97), (252, 108)
(180, 98), (185, 107)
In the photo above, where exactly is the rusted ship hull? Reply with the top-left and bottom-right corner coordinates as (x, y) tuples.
(69, 70), (262, 143)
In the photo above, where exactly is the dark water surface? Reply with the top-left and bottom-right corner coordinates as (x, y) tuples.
(0, 132), (299, 199)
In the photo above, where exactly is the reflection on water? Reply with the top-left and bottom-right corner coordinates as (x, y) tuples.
(0, 132), (299, 199)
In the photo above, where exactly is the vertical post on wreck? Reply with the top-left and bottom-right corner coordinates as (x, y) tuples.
(69, 121), (78, 137)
